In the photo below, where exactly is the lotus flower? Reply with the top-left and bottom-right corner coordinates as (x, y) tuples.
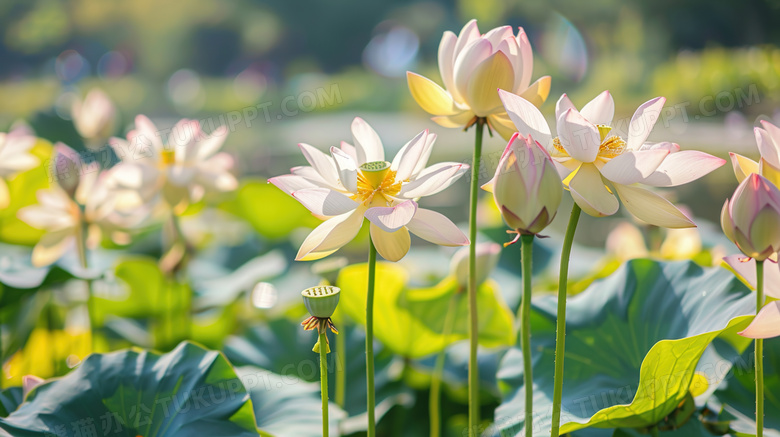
(499, 90), (726, 228)
(721, 173), (780, 261)
(406, 20), (551, 139)
(269, 117), (469, 261)
(739, 301), (780, 339)
(482, 132), (562, 236)
(71, 89), (116, 146)
(449, 242), (501, 289)
(109, 115), (238, 214)
(0, 126), (39, 208)
(18, 144), (149, 267)
(730, 120), (780, 188)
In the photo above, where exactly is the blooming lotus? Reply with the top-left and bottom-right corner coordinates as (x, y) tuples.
(18, 144), (148, 267)
(721, 173), (780, 261)
(109, 115), (238, 214)
(0, 126), (39, 208)
(406, 19), (551, 139)
(499, 89), (725, 228)
(739, 301), (780, 339)
(482, 132), (562, 237)
(71, 89), (116, 147)
(269, 117), (469, 262)
(730, 120), (780, 188)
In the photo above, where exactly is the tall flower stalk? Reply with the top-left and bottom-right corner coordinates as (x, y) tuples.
(755, 259), (765, 437)
(483, 132), (562, 435)
(365, 238), (378, 435)
(467, 119), (485, 430)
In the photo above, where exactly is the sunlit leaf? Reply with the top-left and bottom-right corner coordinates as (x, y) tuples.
(495, 259), (757, 436)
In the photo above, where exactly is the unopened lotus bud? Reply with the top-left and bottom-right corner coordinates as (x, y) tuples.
(72, 89), (116, 144)
(721, 173), (780, 261)
(52, 143), (81, 199)
(301, 285), (341, 318)
(450, 243), (501, 289)
(483, 133), (562, 235)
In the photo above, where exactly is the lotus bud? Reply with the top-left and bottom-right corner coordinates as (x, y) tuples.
(52, 143), (82, 199)
(72, 89), (116, 145)
(450, 243), (501, 289)
(721, 173), (780, 261)
(482, 133), (563, 237)
(302, 285), (341, 318)
(22, 375), (44, 398)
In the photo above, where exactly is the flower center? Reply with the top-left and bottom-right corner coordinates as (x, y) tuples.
(355, 161), (401, 207)
(161, 149), (176, 166)
(552, 124), (626, 160)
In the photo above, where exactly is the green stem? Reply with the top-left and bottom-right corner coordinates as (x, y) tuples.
(650, 425), (660, 437)
(520, 234), (535, 437)
(75, 220), (96, 352)
(320, 329), (330, 437)
(366, 236), (377, 436)
(756, 259), (765, 437)
(467, 120), (485, 436)
(429, 292), (459, 437)
(335, 320), (346, 408)
(551, 203), (582, 437)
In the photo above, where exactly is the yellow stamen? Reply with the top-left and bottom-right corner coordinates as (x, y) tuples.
(354, 161), (401, 207)
(161, 150), (176, 165)
(599, 135), (626, 159)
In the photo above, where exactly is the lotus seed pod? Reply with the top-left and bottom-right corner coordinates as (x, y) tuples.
(301, 285), (341, 318)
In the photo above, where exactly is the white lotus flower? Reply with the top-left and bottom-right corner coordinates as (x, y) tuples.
(71, 89), (116, 146)
(0, 126), (39, 208)
(407, 19), (551, 139)
(270, 117), (470, 261)
(109, 115), (238, 214)
(730, 120), (780, 189)
(18, 144), (149, 267)
(498, 89), (726, 228)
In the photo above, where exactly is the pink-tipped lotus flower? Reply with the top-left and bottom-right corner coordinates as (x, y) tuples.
(482, 132), (562, 236)
(71, 89), (116, 146)
(108, 115), (238, 214)
(269, 117), (469, 262)
(730, 120), (780, 188)
(721, 173), (780, 261)
(739, 301), (780, 339)
(406, 19), (551, 139)
(449, 242), (501, 289)
(498, 89), (725, 228)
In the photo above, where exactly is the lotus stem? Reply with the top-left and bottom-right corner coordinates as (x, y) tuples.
(335, 321), (346, 408)
(551, 203), (582, 437)
(520, 233), (535, 437)
(366, 236), (377, 436)
(430, 292), (459, 437)
(756, 259), (765, 437)
(320, 328), (330, 437)
(467, 119), (485, 435)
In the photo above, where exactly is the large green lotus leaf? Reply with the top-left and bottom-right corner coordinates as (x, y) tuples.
(236, 365), (345, 436)
(0, 342), (263, 437)
(0, 388), (22, 418)
(336, 262), (514, 358)
(220, 179), (318, 240)
(708, 337), (780, 436)
(223, 318), (413, 430)
(495, 259), (756, 436)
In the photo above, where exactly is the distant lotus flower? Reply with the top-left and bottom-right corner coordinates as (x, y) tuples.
(449, 242), (501, 289)
(499, 90), (725, 228)
(269, 117), (469, 261)
(72, 89), (117, 146)
(730, 120), (780, 187)
(482, 133), (562, 238)
(109, 115), (238, 214)
(0, 126), (39, 208)
(22, 375), (44, 398)
(721, 173), (780, 261)
(18, 144), (148, 267)
(739, 301), (780, 339)
(406, 20), (551, 139)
